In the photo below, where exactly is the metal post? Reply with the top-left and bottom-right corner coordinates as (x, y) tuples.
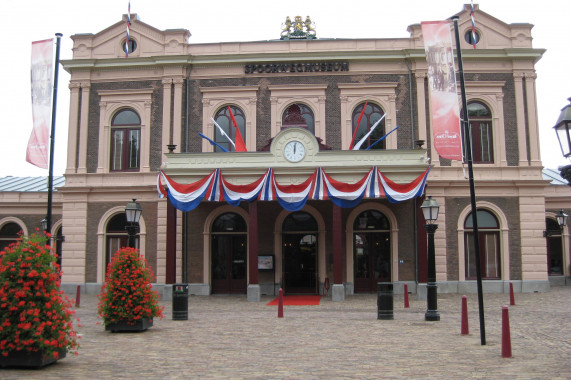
(452, 16), (486, 345)
(424, 223), (440, 321)
(126, 224), (138, 249)
(46, 33), (63, 243)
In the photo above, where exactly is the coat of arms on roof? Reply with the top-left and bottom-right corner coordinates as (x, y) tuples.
(280, 16), (316, 40)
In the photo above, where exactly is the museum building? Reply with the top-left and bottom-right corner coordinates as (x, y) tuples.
(1, 4), (569, 301)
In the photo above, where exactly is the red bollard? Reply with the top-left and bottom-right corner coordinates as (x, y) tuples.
(403, 284), (410, 308)
(75, 285), (81, 308)
(501, 305), (512, 358)
(277, 288), (284, 318)
(509, 282), (515, 306)
(461, 295), (469, 335)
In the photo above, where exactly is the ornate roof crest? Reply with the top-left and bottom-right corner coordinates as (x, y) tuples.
(280, 16), (316, 40)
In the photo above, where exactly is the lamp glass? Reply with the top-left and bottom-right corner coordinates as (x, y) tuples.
(421, 196), (439, 223)
(41, 218), (47, 231)
(125, 199), (143, 224)
(556, 209), (568, 228)
(554, 121), (571, 158)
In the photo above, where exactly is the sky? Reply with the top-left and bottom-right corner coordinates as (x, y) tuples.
(0, 0), (569, 177)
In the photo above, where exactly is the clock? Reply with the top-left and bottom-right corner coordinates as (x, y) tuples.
(283, 140), (306, 162)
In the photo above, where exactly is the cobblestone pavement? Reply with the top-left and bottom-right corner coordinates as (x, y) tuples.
(2, 287), (570, 379)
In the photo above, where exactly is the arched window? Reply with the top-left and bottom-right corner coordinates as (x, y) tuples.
(110, 109), (141, 171)
(0, 222), (22, 251)
(214, 105), (246, 152)
(467, 101), (493, 163)
(464, 210), (500, 279)
(282, 103), (314, 134)
(351, 102), (385, 150)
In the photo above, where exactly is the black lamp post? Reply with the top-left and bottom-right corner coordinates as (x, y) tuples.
(421, 196), (440, 322)
(553, 98), (571, 185)
(125, 199), (142, 249)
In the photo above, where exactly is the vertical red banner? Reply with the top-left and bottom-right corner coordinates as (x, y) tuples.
(27, 39), (53, 169)
(421, 21), (463, 161)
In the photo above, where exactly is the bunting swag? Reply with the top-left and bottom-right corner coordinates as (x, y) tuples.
(158, 167), (430, 212)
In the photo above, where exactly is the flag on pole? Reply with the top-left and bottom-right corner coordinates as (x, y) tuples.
(211, 117), (236, 149)
(199, 132), (229, 152)
(421, 20), (463, 161)
(470, 1), (477, 49)
(349, 102), (368, 150)
(366, 125), (400, 150)
(26, 39), (53, 169)
(125, 1), (131, 57)
(227, 106), (247, 152)
(352, 113), (386, 150)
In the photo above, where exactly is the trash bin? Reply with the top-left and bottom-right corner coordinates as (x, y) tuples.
(172, 284), (189, 320)
(377, 282), (393, 320)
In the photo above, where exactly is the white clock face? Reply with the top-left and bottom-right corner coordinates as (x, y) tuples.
(284, 140), (306, 162)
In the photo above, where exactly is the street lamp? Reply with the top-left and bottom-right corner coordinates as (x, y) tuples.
(421, 196), (440, 321)
(556, 209), (568, 230)
(125, 199), (142, 249)
(41, 217), (48, 233)
(553, 98), (571, 185)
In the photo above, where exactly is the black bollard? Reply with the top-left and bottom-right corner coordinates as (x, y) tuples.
(377, 282), (394, 320)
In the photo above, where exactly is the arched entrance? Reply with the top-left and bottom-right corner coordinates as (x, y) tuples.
(353, 210), (391, 292)
(282, 211), (318, 294)
(211, 212), (247, 294)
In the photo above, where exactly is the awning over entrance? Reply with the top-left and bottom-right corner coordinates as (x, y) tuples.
(158, 166), (430, 212)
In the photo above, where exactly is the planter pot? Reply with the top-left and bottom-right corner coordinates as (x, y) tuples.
(105, 317), (153, 332)
(0, 348), (67, 369)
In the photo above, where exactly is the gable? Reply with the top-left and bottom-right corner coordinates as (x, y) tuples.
(71, 14), (190, 59)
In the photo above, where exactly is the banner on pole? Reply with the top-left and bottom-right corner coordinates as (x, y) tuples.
(27, 39), (54, 169)
(421, 21), (463, 161)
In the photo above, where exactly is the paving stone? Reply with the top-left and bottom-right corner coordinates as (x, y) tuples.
(1, 287), (570, 379)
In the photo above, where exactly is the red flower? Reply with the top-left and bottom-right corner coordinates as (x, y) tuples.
(0, 232), (79, 358)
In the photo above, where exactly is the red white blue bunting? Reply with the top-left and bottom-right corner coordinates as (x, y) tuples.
(158, 167), (430, 212)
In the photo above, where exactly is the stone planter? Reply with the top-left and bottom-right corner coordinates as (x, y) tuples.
(105, 317), (153, 332)
(0, 348), (67, 368)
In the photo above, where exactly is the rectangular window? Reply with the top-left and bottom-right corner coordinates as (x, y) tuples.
(465, 231), (501, 279)
(111, 128), (140, 171)
(469, 121), (494, 163)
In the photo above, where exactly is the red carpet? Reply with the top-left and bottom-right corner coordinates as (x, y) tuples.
(267, 295), (321, 306)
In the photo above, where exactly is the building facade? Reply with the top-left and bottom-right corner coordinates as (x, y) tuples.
(1, 4), (570, 300)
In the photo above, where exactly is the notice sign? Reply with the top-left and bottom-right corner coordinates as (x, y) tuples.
(258, 255), (274, 270)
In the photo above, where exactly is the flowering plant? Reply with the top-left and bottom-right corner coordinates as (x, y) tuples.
(0, 231), (79, 359)
(98, 247), (164, 326)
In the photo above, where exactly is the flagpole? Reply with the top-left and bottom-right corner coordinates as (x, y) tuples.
(452, 16), (486, 345)
(46, 33), (63, 242)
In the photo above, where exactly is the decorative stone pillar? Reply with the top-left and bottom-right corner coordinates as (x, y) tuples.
(247, 201), (260, 301)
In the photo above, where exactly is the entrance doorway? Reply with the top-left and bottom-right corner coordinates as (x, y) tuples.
(106, 213), (138, 274)
(211, 213), (247, 294)
(282, 212), (318, 294)
(546, 218), (564, 275)
(353, 210), (391, 293)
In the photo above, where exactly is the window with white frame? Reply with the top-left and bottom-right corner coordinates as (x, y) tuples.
(110, 109), (141, 172)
